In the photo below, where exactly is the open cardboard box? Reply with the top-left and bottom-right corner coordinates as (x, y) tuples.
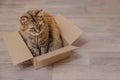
(3, 14), (82, 69)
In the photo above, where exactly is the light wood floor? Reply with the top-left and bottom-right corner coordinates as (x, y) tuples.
(1, 0), (120, 80)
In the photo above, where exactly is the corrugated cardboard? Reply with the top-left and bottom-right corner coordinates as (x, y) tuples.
(3, 14), (82, 69)
(55, 14), (82, 44)
(33, 45), (78, 69)
(3, 32), (33, 65)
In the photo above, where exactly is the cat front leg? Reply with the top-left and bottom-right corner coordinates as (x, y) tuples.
(38, 41), (49, 55)
(41, 47), (48, 55)
(27, 39), (40, 57)
(32, 48), (40, 56)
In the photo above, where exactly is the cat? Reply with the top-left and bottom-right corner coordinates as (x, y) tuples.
(19, 10), (63, 56)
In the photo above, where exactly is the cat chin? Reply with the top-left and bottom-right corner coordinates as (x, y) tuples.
(29, 32), (42, 36)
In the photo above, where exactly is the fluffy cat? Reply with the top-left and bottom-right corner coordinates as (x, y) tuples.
(19, 10), (63, 56)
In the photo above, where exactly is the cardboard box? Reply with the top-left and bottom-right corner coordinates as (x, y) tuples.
(3, 14), (82, 69)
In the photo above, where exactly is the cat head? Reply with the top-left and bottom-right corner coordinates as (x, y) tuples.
(20, 10), (46, 36)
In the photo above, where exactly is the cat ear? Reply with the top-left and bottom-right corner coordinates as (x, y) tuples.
(20, 16), (29, 25)
(37, 9), (44, 17)
(39, 9), (43, 12)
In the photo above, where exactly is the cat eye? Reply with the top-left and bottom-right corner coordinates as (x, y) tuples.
(37, 15), (43, 18)
(30, 27), (35, 31)
(37, 18), (42, 21)
(31, 27), (34, 29)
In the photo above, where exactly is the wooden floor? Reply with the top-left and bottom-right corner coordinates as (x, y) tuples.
(1, 0), (120, 80)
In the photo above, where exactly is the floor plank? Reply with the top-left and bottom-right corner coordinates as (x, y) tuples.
(0, 0), (120, 80)
(53, 64), (120, 80)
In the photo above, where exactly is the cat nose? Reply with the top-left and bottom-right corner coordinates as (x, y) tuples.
(39, 21), (43, 25)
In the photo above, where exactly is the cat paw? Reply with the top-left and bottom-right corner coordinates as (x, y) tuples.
(35, 50), (40, 56)
(32, 49), (40, 56)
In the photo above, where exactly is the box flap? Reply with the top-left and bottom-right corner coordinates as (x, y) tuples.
(55, 14), (82, 44)
(35, 45), (78, 62)
(33, 51), (72, 69)
(3, 32), (33, 65)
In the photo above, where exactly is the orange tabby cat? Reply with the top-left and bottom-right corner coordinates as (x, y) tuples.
(19, 10), (63, 56)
